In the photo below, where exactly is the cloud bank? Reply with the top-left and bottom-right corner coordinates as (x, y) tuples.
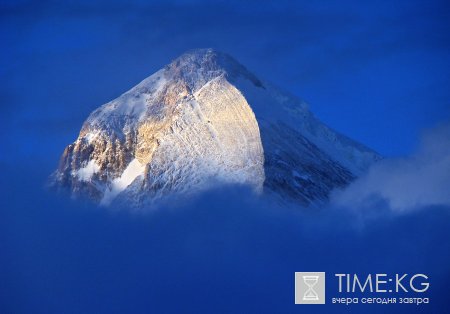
(332, 123), (450, 211)
(1, 161), (450, 313)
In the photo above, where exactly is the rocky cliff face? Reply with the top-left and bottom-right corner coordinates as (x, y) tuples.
(51, 48), (380, 207)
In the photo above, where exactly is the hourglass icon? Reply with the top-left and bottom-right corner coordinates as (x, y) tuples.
(302, 275), (319, 301)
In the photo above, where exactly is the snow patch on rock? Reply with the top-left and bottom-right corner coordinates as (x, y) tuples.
(101, 159), (146, 205)
(73, 160), (100, 182)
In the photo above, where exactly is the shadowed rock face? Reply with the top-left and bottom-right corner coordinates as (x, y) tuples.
(51, 48), (380, 208)
(259, 121), (354, 206)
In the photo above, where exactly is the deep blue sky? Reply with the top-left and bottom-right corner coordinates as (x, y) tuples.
(1, 0), (449, 165)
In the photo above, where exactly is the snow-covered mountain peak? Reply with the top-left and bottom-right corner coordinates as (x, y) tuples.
(165, 48), (264, 91)
(52, 49), (380, 208)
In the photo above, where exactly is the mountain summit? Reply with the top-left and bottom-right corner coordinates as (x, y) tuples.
(52, 48), (380, 207)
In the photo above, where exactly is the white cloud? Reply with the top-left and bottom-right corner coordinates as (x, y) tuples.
(331, 123), (450, 211)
